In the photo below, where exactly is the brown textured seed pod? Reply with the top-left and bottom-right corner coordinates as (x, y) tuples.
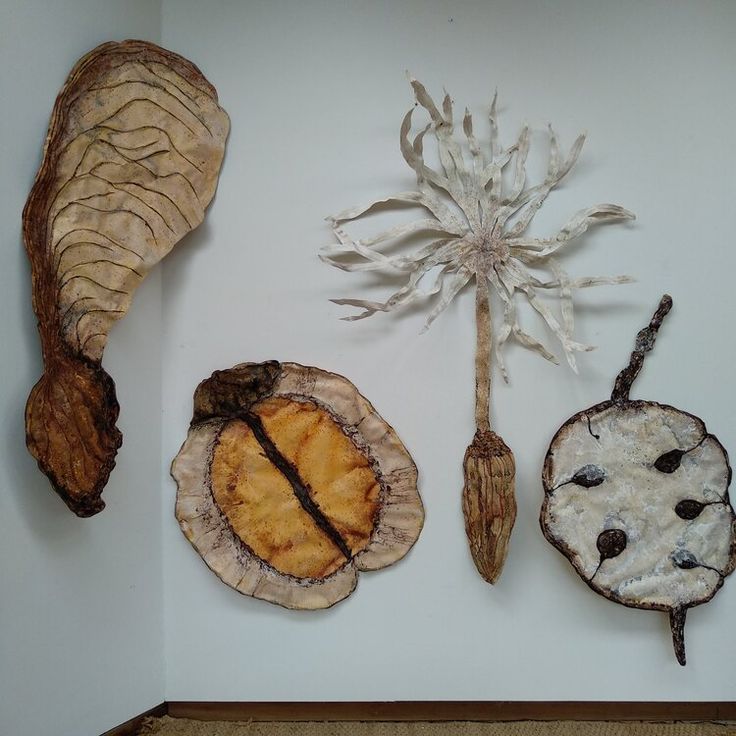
(23, 40), (229, 515)
(463, 430), (516, 584)
(172, 361), (424, 610)
(458, 273), (518, 583)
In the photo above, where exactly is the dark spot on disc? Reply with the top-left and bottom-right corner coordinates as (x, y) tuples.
(597, 529), (627, 560)
(675, 499), (705, 520)
(672, 549), (699, 569)
(655, 449), (684, 473)
(571, 464), (606, 488)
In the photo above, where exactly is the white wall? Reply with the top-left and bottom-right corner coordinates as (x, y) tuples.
(3, 2), (736, 728)
(0, 3), (165, 735)
(160, 0), (736, 702)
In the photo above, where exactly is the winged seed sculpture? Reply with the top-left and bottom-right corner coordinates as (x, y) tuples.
(23, 40), (229, 515)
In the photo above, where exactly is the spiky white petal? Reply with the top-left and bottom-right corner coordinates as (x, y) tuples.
(321, 82), (635, 379)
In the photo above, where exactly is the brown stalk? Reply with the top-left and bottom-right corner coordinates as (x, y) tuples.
(611, 294), (672, 404)
(462, 273), (516, 584)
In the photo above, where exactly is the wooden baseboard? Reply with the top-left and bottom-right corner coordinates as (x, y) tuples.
(101, 703), (167, 736)
(98, 700), (736, 733)
(166, 701), (736, 722)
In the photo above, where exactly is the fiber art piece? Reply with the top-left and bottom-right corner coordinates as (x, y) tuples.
(541, 296), (735, 665)
(321, 79), (634, 583)
(171, 361), (423, 610)
(23, 40), (229, 516)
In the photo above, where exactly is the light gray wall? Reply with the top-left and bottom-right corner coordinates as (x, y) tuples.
(3, 1), (736, 727)
(160, 0), (736, 701)
(0, 3), (165, 735)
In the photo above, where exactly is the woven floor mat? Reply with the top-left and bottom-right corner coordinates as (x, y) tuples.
(140, 716), (736, 736)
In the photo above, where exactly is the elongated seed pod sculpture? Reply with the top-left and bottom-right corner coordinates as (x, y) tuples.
(171, 361), (424, 609)
(23, 40), (229, 515)
(541, 296), (736, 665)
(321, 79), (634, 583)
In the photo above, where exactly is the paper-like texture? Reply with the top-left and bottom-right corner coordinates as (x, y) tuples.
(172, 362), (424, 610)
(322, 78), (636, 585)
(321, 79), (635, 379)
(541, 296), (736, 666)
(23, 40), (229, 516)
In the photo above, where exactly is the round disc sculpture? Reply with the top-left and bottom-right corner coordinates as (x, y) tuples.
(172, 361), (424, 609)
(541, 296), (736, 665)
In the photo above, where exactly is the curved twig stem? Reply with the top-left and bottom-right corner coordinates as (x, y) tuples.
(669, 607), (687, 666)
(474, 272), (492, 432)
(611, 294), (672, 404)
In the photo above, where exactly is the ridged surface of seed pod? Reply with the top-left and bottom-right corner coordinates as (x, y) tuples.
(462, 430), (517, 584)
(23, 40), (229, 515)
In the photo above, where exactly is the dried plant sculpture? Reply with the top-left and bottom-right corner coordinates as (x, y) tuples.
(541, 296), (736, 665)
(171, 361), (424, 610)
(321, 79), (634, 583)
(23, 40), (229, 516)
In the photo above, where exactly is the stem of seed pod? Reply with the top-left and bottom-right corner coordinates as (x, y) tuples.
(669, 607), (687, 666)
(474, 271), (492, 432)
(611, 294), (673, 404)
(463, 269), (516, 585)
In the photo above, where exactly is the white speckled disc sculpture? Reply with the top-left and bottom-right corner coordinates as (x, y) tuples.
(541, 295), (736, 665)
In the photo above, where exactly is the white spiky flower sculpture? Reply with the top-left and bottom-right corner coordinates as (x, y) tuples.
(321, 78), (635, 584)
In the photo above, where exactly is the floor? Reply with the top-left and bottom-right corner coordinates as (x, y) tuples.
(140, 717), (736, 735)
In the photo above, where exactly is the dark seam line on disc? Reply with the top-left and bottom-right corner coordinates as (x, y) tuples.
(242, 411), (352, 561)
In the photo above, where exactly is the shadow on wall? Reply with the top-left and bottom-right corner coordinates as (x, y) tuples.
(11, 208), (214, 544)
(5, 232), (93, 543)
(160, 219), (214, 301)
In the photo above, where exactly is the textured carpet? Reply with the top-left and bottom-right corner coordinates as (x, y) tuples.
(140, 717), (736, 735)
